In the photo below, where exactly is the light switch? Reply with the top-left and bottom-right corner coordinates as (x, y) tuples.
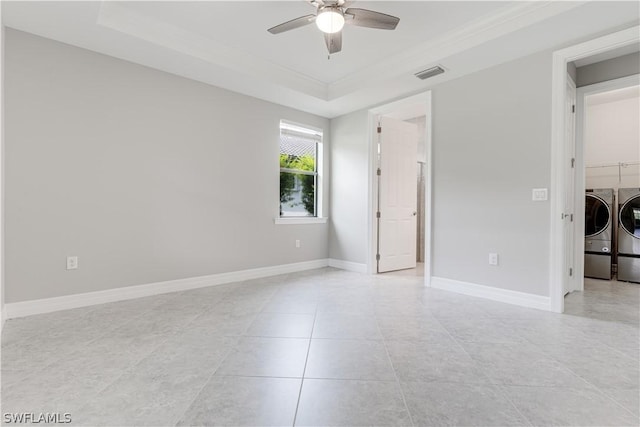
(532, 188), (548, 201)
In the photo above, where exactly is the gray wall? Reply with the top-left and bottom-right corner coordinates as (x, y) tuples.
(431, 51), (552, 296)
(5, 29), (330, 303)
(328, 110), (369, 265)
(577, 52), (640, 87)
(329, 50), (554, 297)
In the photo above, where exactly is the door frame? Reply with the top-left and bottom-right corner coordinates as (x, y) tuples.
(366, 91), (433, 284)
(0, 6), (5, 330)
(549, 25), (639, 313)
(573, 74), (640, 291)
(564, 74), (578, 294)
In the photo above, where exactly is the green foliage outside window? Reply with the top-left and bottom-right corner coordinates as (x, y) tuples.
(280, 153), (316, 216)
(280, 154), (296, 213)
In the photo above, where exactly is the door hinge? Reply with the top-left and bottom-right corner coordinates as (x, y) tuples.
(376, 254), (380, 261)
(377, 126), (382, 134)
(376, 211), (381, 218)
(377, 168), (381, 176)
(569, 267), (573, 277)
(572, 104), (575, 113)
(571, 158), (575, 168)
(570, 214), (574, 222)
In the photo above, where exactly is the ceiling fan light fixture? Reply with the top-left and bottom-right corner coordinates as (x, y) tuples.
(316, 8), (345, 34)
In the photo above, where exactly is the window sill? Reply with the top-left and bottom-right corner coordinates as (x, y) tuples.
(275, 217), (328, 225)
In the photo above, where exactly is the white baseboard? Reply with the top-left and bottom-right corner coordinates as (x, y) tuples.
(5, 259), (330, 319)
(328, 258), (368, 274)
(430, 276), (551, 311)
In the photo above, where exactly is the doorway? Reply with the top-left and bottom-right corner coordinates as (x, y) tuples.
(550, 25), (639, 312)
(367, 92), (432, 282)
(575, 77), (640, 288)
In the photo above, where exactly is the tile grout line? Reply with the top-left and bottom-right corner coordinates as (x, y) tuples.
(21, 293), (197, 413)
(171, 339), (240, 427)
(374, 301), (416, 427)
(75, 295), (233, 419)
(4, 269), (638, 425)
(174, 280), (292, 426)
(489, 384), (535, 427)
(597, 388), (640, 419)
(426, 302), (537, 427)
(292, 302), (318, 427)
(516, 329), (639, 408)
(544, 354), (640, 420)
(171, 278), (289, 426)
(430, 301), (640, 424)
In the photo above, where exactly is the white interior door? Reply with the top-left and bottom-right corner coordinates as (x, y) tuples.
(564, 75), (578, 294)
(378, 117), (418, 273)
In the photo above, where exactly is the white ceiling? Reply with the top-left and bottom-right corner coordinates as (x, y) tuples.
(3, 1), (640, 118)
(119, 1), (508, 83)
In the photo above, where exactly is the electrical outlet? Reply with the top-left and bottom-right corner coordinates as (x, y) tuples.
(295, 239), (301, 248)
(489, 253), (499, 266)
(67, 256), (78, 270)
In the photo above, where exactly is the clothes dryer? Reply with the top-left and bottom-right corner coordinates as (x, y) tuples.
(584, 189), (614, 280)
(617, 188), (640, 283)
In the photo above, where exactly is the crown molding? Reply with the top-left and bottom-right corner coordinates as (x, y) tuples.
(97, 1), (587, 105)
(328, 1), (586, 100)
(97, 1), (329, 101)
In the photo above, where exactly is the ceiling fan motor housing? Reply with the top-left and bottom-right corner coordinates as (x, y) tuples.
(268, 1), (400, 55)
(316, 6), (345, 34)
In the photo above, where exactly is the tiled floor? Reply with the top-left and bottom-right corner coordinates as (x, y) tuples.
(1, 269), (638, 426)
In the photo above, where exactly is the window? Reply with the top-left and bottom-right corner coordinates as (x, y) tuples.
(279, 121), (322, 218)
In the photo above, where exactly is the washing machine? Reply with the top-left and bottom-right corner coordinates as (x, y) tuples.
(584, 189), (614, 280)
(617, 188), (640, 283)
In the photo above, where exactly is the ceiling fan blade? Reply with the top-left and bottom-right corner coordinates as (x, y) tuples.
(344, 8), (400, 30)
(268, 14), (316, 34)
(324, 31), (342, 54)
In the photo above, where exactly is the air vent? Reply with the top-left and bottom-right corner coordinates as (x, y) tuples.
(415, 66), (445, 80)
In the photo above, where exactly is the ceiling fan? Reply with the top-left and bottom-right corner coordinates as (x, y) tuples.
(267, 0), (400, 55)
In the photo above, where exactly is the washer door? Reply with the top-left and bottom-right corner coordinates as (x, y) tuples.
(585, 194), (610, 237)
(619, 194), (640, 238)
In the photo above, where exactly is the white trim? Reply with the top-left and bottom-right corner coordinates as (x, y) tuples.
(423, 93), (433, 287)
(577, 74), (640, 97)
(328, 258), (368, 274)
(550, 25), (640, 313)
(367, 111), (377, 275)
(0, 7), (4, 332)
(4, 259), (329, 319)
(431, 277), (552, 312)
(274, 217), (328, 225)
(329, 1), (584, 100)
(565, 74), (579, 294)
(280, 119), (324, 137)
(97, 1), (581, 106)
(278, 120), (326, 221)
(97, 1), (328, 101)
(367, 92), (432, 280)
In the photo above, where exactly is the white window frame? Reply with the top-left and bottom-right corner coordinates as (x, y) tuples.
(276, 120), (327, 225)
